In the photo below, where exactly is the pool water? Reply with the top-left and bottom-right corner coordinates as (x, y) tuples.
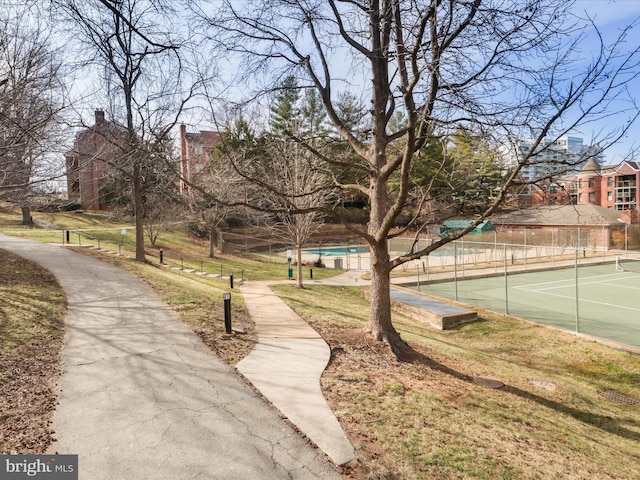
(304, 245), (369, 256)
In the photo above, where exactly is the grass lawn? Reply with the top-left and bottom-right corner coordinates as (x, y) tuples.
(2, 206), (640, 478)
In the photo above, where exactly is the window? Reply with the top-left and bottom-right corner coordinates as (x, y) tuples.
(608, 191), (612, 201)
(194, 146), (203, 155)
(578, 193), (583, 202)
(578, 179), (583, 189)
(589, 192), (595, 202)
(607, 177), (614, 187)
(550, 185), (558, 194)
(588, 178), (595, 188)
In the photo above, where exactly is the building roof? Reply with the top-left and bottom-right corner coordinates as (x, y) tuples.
(580, 157), (601, 174)
(586, 160), (640, 176)
(492, 205), (623, 226)
(440, 219), (495, 233)
(185, 130), (222, 146)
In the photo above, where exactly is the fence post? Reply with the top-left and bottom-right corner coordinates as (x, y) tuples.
(575, 249), (579, 335)
(454, 242), (458, 301)
(504, 243), (509, 315)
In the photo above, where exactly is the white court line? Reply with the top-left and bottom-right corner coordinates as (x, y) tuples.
(512, 288), (640, 313)
(515, 275), (640, 293)
(512, 271), (633, 290)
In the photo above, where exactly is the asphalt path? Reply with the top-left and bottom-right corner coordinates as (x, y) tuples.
(0, 234), (341, 480)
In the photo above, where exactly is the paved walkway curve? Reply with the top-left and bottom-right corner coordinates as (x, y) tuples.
(236, 282), (356, 466)
(0, 234), (341, 480)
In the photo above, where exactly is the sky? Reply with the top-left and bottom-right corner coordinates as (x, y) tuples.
(202, 0), (640, 166)
(569, 0), (640, 163)
(61, 0), (640, 167)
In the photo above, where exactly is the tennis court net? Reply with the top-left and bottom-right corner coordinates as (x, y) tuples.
(615, 256), (640, 273)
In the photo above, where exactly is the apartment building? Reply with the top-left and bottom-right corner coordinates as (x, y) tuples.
(179, 124), (222, 193)
(65, 110), (125, 210)
(571, 159), (640, 221)
(524, 158), (640, 222)
(515, 135), (602, 183)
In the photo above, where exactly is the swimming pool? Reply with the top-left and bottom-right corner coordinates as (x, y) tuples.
(304, 245), (369, 256)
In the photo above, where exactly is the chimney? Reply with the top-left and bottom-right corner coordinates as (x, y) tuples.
(95, 109), (105, 125)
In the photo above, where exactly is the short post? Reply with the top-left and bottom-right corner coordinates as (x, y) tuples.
(181, 258), (183, 270)
(66, 230), (70, 243)
(230, 272), (234, 289)
(223, 292), (232, 334)
(310, 267), (313, 280)
(287, 250), (293, 279)
(159, 248), (163, 264)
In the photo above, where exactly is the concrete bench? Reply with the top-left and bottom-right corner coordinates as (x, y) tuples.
(389, 288), (477, 330)
(362, 288), (477, 330)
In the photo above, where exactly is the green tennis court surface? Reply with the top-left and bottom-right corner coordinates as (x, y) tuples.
(413, 261), (640, 349)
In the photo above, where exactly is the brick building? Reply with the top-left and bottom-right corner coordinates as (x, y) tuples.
(179, 124), (222, 193)
(571, 159), (640, 221)
(65, 110), (126, 210)
(524, 159), (640, 224)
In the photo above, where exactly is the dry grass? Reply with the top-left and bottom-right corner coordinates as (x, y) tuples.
(272, 284), (640, 479)
(0, 249), (65, 454)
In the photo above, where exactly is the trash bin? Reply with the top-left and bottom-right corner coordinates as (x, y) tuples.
(334, 257), (343, 269)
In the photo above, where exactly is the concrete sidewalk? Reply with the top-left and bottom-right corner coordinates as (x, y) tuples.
(0, 234), (341, 480)
(236, 282), (356, 466)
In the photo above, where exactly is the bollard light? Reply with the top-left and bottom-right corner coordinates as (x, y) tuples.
(223, 292), (232, 334)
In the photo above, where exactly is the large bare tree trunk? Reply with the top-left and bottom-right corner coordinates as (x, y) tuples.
(20, 206), (32, 226)
(366, 241), (409, 356)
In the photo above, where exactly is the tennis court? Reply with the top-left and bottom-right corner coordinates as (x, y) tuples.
(412, 259), (640, 349)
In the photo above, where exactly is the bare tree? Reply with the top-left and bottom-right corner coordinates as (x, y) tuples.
(0, 4), (67, 223)
(186, 161), (243, 259)
(55, 0), (201, 261)
(199, 1), (640, 356)
(143, 198), (182, 246)
(259, 135), (333, 287)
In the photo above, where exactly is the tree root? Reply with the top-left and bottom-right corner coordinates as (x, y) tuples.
(364, 327), (416, 362)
